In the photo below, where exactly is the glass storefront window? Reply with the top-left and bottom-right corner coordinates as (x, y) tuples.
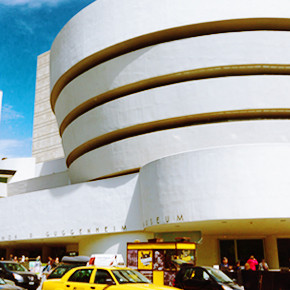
(277, 238), (290, 268)
(220, 239), (264, 266)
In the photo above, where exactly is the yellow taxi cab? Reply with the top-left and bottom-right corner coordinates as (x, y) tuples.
(42, 266), (179, 290)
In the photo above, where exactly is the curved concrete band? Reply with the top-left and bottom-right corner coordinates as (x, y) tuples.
(139, 144), (290, 227)
(50, 17), (290, 111)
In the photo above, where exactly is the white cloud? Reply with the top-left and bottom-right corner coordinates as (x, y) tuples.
(1, 104), (24, 122)
(0, 139), (27, 158)
(0, 0), (69, 8)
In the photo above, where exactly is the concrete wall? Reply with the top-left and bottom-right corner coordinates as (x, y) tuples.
(196, 236), (220, 267)
(0, 158), (36, 182)
(0, 183), (7, 198)
(0, 157), (69, 196)
(32, 51), (64, 163)
(0, 173), (142, 242)
(50, 0), (290, 88)
(139, 145), (290, 227)
(35, 158), (67, 177)
(79, 232), (154, 262)
(7, 171), (70, 196)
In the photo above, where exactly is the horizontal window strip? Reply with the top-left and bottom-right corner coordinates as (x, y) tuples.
(59, 63), (290, 136)
(66, 108), (290, 167)
(51, 17), (290, 111)
(0, 170), (16, 176)
(89, 168), (140, 182)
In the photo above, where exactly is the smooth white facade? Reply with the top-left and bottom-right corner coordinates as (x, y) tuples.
(0, 0), (289, 270)
(50, 0), (290, 183)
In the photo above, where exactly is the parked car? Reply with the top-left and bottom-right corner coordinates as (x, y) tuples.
(0, 277), (24, 290)
(0, 261), (40, 290)
(46, 256), (90, 280)
(42, 265), (179, 290)
(174, 265), (244, 290)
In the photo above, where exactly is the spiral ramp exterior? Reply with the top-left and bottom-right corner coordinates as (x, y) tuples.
(51, 1), (290, 183)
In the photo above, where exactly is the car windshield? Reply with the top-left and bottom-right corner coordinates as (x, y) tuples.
(49, 266), (73, 278)
(206, 268), (233, 283)
(112, 270), (151, 284)
(3, 263), (27, 272)
(0, 278), (6, 285)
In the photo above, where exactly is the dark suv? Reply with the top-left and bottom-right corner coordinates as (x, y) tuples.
(0, 261), (40, 290)
(174, 264), (244, 290)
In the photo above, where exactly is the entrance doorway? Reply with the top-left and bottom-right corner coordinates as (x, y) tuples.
(0, 249), (6, 260)
(220, 239), (264, 266)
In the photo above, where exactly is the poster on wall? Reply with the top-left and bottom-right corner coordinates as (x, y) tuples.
(176, 249), (195, 264)
(164, 271), (176, 286)
(153, 250), (165, 270)
(138, 250), (153, 270)
(127, 249), (138, 269)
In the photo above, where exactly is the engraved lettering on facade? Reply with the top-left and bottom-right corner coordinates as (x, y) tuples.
(177, 214), (184, 221)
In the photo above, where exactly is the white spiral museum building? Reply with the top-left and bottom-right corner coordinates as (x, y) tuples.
(0, 0), (289, 272)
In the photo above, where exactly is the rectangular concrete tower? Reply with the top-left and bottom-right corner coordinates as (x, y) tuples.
(32, 51), (64, 163)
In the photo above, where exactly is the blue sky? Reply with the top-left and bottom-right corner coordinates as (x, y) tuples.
(0, 0), (95, 158)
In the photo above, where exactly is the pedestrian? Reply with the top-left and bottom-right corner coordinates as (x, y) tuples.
(42, 256), (54, 277)
(246, 255), (258, 271)
(234, 260), (241, 271)
(220, 257), (232, 271)
(258, 259), (269, 271)
(20, 255), (25, 263)
(233, 261), (243, 286)
(23, 257), (29, 270)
